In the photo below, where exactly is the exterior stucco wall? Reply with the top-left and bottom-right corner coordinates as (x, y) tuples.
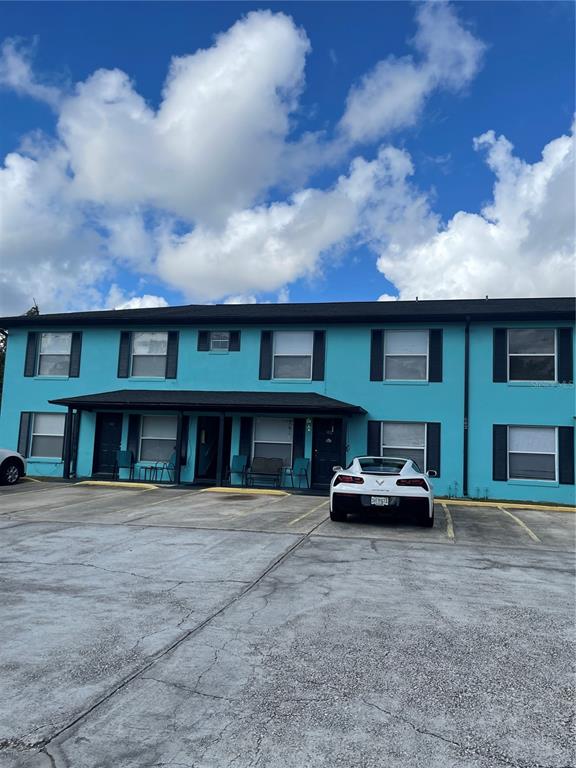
(1, 319), (574, 503)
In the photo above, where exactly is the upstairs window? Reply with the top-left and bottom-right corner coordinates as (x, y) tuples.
(210, 331), (230, 351)
(253, 418), (293, 467)
(384, 330), (428, 381)
(508, 329), (555, 381)
(508, 426), (556, 481)
(38, 333), (72, 376)
(380, 421), (426, 470)
(131, 332), (168, 377)
(30, 413), (66, 458)
(273, 332), (313, 379)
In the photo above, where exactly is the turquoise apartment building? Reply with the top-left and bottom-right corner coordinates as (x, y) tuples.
(0, 297), (574, 504)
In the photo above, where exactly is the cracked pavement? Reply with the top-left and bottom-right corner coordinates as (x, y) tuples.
(0, 482), (574, 768)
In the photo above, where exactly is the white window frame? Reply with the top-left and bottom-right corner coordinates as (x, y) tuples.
(30, 412), (66, 458)
(384, 330), (429, 382)
(272, 332), (314, 381)
(507, 329), (557, 383)
(37, 332), (72, 377)
(210, 331), (230, 352)
(252, 417), (294, 467)
(380, 421), (427, 471)
(130, 331), (168, 379)
(139, 415), (178, 463)
(507, 425), (558, 482)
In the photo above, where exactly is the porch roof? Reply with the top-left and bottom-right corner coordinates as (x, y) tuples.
(50, 389), (366, 415)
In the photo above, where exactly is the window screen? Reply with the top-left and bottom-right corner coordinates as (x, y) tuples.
(273, 332), (313, 379)
(384, 330), (428, 381)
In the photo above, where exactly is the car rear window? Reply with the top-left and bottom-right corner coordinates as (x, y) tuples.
(359, 458), (406, 474)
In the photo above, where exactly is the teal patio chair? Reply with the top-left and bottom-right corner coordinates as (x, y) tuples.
(154, 450), (177, 483)
(114, 450), (134, 480)
(225, 455), (248, 486)
(287, 457), (310, 488)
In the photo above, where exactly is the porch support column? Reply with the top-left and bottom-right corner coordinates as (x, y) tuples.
(174, 411), (183, 485)
(340, 416), (348, 466)
(62, 406), (73, 480)
(215, 413), (225, 486)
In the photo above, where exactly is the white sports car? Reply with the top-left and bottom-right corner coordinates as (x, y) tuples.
(329, 456), (436, 527)
(0, 448), (27, 485)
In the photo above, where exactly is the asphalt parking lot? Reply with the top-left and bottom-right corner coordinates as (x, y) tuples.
(0, 481), (574, 768)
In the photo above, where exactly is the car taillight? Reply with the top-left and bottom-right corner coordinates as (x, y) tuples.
(333, 474), (364, 486)
(396, 478), (429, 491)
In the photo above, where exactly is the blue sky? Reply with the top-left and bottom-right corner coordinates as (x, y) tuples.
(0, 1), (574, 313)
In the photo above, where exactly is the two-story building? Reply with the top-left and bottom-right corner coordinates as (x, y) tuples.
(0, 297), (574, 504)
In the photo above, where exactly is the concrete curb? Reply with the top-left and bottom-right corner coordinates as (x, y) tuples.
(75, 480), (158, 491)
(439, 498), (575, 513)
(200, 486), (289, 497)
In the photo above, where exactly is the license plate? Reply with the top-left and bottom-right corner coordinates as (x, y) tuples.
(371, 496), (389, 507)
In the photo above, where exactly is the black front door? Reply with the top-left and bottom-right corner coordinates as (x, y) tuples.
(312, 418), (344, 487)
(93, 413), (123, 476)
(195, 416), (220, 482)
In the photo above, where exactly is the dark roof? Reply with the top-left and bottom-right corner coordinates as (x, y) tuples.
(49, 389), (366, 415)
(2, 297), (574, 328)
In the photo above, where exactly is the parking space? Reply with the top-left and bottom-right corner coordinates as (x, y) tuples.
(0, 481), (574, 767)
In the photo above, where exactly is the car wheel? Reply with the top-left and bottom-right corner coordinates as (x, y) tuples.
(330, 507), (348, 522)
(420, 507), (434, 528)
(0, 459), (22, 486)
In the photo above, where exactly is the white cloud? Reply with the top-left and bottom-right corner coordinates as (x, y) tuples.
(155, 152), (394, 301)
(0, 148), (107, 315)
(0, 38), (61, 108)
(372, 126), (576, 299)
(104, 284), (169, 309)
(223, 295), (258, 305)
(57, 11), (310, 227)
(339, 2), (484, 143)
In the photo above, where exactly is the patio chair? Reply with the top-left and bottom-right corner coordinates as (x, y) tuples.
(113, 450), (134, 481)
(225, 455), (248, 486)
(286, 457), (310, 488)
(154, 450), (177, 483)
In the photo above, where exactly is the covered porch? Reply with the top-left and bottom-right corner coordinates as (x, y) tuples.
(50, 390), (366, 489)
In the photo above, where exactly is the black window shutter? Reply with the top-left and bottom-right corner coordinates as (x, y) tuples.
(312, 331), (326, 381)
(426, 422), (441, 476)
(557, 328), (573, 384)
(493, 329), (507, 382)
(197, 331), (210, 351)
(118, 332), (131, 378)
(24, 332), (38, 376)
(229, 331), (241, 352)
(180, 416), (190, 465)
(428, 330), (443, 382)
(18, 412), (32, 457)
(69, 332), (82, 377)
(166, 331), (179, 379)
(558, 426), (574, 485)
(367, 421), (381, 455)
(127, 415), (140, 460)
(239, 417), (253, 459)
(370, 330), (384, 381)
(259, 331), (272, 380)
(493, 425), (508, 481)
(293, 418), (306, 460)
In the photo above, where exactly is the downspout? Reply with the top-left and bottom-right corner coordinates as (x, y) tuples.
(463, 316), (471, 497)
